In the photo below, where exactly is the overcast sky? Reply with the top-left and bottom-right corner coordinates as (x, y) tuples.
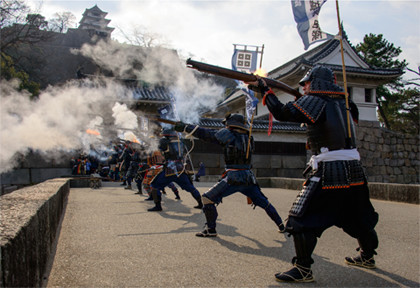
(28, 0), (419, 78)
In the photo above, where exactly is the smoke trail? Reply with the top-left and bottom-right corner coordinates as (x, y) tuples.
(76, 40), (225, 123)
(112, 102), (138, 130)
(0, 40), (225, 173)
(0, 78), (156, 173)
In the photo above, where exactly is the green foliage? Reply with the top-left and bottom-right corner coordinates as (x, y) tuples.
(356, 33), (407, 70)
(355, 33), (419, 135)
(386, 87), (419, 135)
(0, 52), (40, 98)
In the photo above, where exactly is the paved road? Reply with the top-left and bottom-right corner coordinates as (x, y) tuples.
(44, 182), (419, 287)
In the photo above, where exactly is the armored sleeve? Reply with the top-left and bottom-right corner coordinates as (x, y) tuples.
(291, 95), (327, 124)
(265, 93), (315, 124)
(214, 128), (234, 146)
(184, 125), (219, 144)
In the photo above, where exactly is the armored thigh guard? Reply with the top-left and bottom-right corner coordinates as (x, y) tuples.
(321, 160), (366, 189)
(225, 169), (257, 186)
(203, 178), (229, 204)
(289, 175), (321, 218)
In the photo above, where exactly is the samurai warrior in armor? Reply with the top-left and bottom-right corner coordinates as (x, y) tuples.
(248, 65), (379, 282)
(141, 151), (180, 200)
(148, 128), (203, 211)
(118, 145), (132, 185)
(174, 113), (285, 237)
(124, 149), (140, 190)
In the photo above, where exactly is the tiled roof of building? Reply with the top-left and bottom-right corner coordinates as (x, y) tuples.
(132, 86), (173, 102)
(270, 32), (402, 79)
(128, 87), (305, 133)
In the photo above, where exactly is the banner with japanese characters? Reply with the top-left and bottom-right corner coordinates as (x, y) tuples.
(291, 0), (334, 50)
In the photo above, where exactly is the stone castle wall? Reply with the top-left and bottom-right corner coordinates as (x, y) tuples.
(1, 121), (418, 190)
(356, 121), (419, 184)
(193, 121), (420, 185)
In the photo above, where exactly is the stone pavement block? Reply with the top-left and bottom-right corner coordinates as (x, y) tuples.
(44, 183), (419, 287)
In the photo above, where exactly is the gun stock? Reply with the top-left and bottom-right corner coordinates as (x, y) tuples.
(152, 117), (178, 125)
(186, 58), (302, 99)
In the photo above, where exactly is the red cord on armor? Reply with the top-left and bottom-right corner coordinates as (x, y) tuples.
(262, 89), (274, 106)
(350, 181), (365, 186)
(322, 185), (350, 189)
(322, 181), (365, 189)
(292, 103), (316, 123)
(221, 168), (246, 178)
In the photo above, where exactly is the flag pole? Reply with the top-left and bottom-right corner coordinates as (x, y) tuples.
(246, 44), (264, 159)
(259, 44), (265, 69)
(335, 0), (352, 145)
(245, 111), (255, 159)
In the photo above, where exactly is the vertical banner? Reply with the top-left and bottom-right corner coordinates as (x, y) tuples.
(291, 0), (334, 50)
(231, 47), (259, 73)
(231, 44), (263, 123)
(245, 91), (259, 124)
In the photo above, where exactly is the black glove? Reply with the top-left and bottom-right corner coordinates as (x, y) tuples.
(257, 78), (270, 95)
(247, 78), (269, 95)
(174, 121), (186, 132)
(247, 84), (260, 93)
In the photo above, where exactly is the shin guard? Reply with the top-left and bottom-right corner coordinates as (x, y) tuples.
(293, 233), (317, 268)
(151, 189), (161, 204)
(202, 204), (218, 229)
(357, 229), (379, 258)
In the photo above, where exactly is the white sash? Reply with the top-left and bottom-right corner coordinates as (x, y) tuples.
(308, 148), (360, 170)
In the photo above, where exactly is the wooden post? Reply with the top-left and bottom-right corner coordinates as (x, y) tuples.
(336, 0), (352, 143)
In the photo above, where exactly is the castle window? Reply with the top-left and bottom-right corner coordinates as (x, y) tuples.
(365, 88), (373, 103)
(346, 86), (352, 100)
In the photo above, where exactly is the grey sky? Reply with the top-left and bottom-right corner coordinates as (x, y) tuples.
(29, 0), (420, 77)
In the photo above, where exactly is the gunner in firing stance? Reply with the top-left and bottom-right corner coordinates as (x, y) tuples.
(174, 113), (285, 237)
(148, 128), (203, 211)
(247, 65), (379, 283)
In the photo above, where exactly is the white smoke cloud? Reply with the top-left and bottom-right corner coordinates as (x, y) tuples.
(0, 40), (225, 173)
(76, 40), (225, 123)
(112, 102), (138, 130)
(0, 78), (154, 173)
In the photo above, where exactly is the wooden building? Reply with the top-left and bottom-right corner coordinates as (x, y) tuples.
(78, 5), (114, 38)
(1, 5), (404, 184)
(191, 33), (403, 177)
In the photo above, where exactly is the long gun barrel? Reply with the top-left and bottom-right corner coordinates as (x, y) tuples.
(152, 117), (178, 125)
(186, 58), (302, 99)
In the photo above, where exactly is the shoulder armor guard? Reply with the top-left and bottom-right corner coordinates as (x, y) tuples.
(293, 95), (327, 123)
(215, 128), (234, 146)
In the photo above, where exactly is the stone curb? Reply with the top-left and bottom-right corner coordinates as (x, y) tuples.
(1, 176), (418, 287)
(0, 178), (70, 288)
(257, 177), (419, 204)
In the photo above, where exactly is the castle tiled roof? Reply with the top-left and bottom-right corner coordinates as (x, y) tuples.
(132, 86), (173, 102)
(269, 32), (403, 80)
(128, 86), (305, 133)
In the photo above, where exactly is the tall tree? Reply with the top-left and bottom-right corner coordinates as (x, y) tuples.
(0, 0), (50, 97)
(116, 24), (170, 48)
(396, 67), (420, 134)
(1, 0), (50, 53)
(0, 52), (40, 97)
(48, 11), (76, 33)
(355, 33), (419, 134)
(390, 87), (419, 134)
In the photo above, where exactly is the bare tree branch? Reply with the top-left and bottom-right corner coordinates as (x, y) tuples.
(115, 24), (170, 48)
(48, 11), (76, 33)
